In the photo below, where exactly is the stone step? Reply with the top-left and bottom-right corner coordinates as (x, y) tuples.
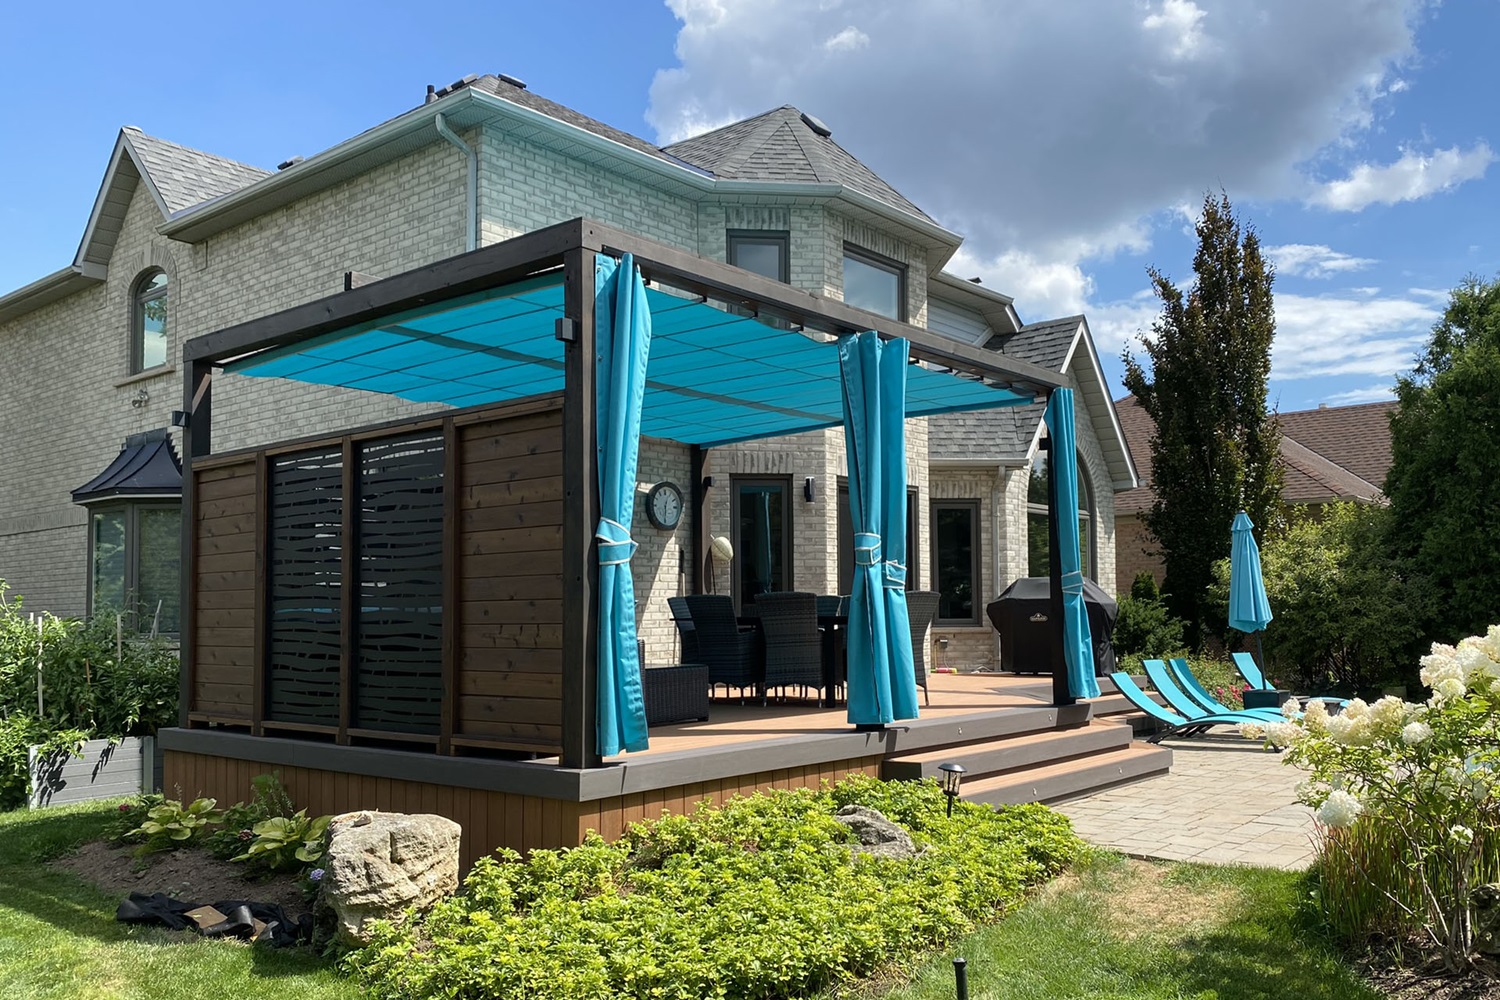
(959, 742), (1173, 806)
(882, 721), (1134, 783)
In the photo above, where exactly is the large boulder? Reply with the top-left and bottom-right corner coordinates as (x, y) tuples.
(833, 804), (919, 860)
(322, 811), (461, 945)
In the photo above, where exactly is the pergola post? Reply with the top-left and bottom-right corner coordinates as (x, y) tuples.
(560, 247), (600, 769)
(178, 359), (214, 727)
(690, 446), (709, 595)
(1043, 397), (1074, 707)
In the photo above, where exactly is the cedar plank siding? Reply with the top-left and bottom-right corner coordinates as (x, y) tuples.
(163, 749), (882, 870)
(191, 459), (258, 722)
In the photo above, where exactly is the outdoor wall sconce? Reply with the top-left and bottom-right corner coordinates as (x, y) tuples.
(804, 476), (816, 502)
(938, 762), (967, 817)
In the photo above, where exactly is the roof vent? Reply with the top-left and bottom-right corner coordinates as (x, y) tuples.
(1318, 403), (1329, 409)
(277, 156), (304, 171)
(425, 84), (437, 104)
(497, 73), (527, 90)
(432, 74), (480, 100)
(799, 112), (832, 137)
(968, 276), (983, 284)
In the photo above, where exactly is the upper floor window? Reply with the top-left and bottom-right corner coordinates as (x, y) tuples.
(842, 245), (905, 320)
(727, 230), (789, 283)
(132, 270), (168, 372)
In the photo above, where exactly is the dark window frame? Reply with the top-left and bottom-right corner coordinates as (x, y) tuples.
(841, 244), (907, 322)
(730, 476), (794, 614)
(85, 499), (182, 635)
(930, 499), (982, 626)
(131, 269), (169, 373)
(837, 479), (919, 596)
(1026, 448), (1096, 580)
(726, 229), (790, 283)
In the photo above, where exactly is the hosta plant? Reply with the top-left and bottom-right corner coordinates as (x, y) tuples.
(130, 797), (223, 854)
(1243, 625), (1500, 971)
(233, 809), (332, 872)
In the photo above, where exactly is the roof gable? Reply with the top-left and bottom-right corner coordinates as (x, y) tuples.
(664, 105), (935, 223)
(1275, 400), (1397, 488)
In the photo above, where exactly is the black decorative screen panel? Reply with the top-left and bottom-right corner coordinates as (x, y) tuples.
(354, 433), (445, 734)
(267, 448), (344, 724)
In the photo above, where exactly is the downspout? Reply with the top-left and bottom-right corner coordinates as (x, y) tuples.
(434, 112), (478, 252)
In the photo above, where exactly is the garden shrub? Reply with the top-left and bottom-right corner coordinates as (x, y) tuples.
(207, 771), (299, 862)
(1112, 573), (1186, 660)
(1244, 625), (1500, 971)
(348, 776), (1082, 1000)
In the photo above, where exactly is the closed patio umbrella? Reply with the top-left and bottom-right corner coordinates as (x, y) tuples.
(1228, 511), (1273, 667)
(594, 253), (651, 757)
(1044, 388), (1099, 699)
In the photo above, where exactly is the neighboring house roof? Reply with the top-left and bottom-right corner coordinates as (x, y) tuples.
(1275, 401), (1397, 488)
(928, 316), (1140, 491)
(663, 105), (935, 224)
(1112, 395), (1390, 514)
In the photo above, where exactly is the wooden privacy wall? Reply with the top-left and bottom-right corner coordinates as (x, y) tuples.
(187, 394), (566, 755)
(164, 749), (882, 871)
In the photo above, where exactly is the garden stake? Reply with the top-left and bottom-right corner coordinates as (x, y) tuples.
(953, 957), (969, 1000)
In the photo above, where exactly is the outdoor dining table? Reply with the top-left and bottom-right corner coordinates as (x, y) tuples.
(736, 597), (848, 704)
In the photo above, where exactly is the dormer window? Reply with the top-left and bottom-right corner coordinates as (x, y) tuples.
(132, 270), (168, 372)
(842, 245), (905, 320)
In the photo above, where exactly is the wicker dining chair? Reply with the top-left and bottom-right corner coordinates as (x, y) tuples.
(666, 595), (699, 664)
(815, 594), (849, 702)
(754, 591), (826, 705)
(682, 594), (760, 700)
(905, 590), (942, 706)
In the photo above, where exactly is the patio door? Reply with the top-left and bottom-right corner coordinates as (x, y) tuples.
(731, 478), (791, 613)
(837, 481), (919, 596)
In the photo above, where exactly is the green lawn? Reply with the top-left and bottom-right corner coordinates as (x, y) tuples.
(872, 852), (1380, 1000)
(2, 806), (1380, 1000)
(0, 802), (357, 1000)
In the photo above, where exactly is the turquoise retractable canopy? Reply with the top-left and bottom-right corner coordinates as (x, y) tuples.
(594, 255), (651, 757)
(841, 331), (920, 726)
(1228, 511), (1273, 634)
(1044, 388), (1100, 700)
(223, 273), (1035, 446)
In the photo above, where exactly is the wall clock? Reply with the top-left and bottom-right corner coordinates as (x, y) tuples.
(645, 481), (684, 530)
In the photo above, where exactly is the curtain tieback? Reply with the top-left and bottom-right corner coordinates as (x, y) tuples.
(1061, 569), (1086, 595)
(596, 517), (638, 566)
(883, 559), (906, 589)
(854, 532), (882, 567)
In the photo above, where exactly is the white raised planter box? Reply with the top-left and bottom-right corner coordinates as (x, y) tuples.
(28, 736), (161, 808)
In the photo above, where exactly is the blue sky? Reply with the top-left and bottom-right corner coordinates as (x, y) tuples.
(4, 1), (1495, 413)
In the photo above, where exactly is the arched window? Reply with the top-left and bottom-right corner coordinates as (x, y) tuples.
(132, 270), (168, 372)
(1026, 443), (1096, 580)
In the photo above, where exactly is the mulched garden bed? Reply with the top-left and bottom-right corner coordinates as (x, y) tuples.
(1356, 950), (1500, 999)
(53, 840), (310, 919)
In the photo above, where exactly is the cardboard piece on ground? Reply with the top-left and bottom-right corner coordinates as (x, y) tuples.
(184, 905), (227, 930)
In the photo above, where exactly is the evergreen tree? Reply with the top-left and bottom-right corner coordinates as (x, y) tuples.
(1385, 275), (1500, 643)
(1122, 193), (1282, 646)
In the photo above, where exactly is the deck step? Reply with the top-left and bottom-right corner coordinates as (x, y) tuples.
(882, 721), (1133, 782)
(959, 742), (1173, 806)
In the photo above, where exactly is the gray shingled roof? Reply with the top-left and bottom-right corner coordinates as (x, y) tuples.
(663, 106), (935, 223)
(985, 316), (1083, 371)
(928, 401), (1045, 462)
(124, 128), (269, 215)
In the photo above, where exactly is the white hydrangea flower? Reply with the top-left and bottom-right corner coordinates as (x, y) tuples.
(1482, 625), (1500, 662)
(1317, 790), (1363, 828)
(1434, 677), (1467, 702)
(1343, 698), (1371, 721)
(1265, 722), (1304, 748)
(1450, 825), (1475, 847)
(1370, 696), (1412, 733)
(1326, 714), (1354, 742)
(1238, 721), (1266, 741)
(1281, 698), (1302, 718)
(1402, 721), (1433, 745)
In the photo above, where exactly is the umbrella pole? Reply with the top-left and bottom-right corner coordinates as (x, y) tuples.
(1255, 632), (1265, 673)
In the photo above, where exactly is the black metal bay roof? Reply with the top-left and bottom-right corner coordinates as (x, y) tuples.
(72, 428), (182, 504)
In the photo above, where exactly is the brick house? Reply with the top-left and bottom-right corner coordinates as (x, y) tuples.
(0, 73), (1135, 672)
(1113, 395), (1395, 594)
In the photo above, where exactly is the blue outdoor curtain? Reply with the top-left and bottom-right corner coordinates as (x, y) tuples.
(594, 253), (651, 756)
(840, 331), (920, 725)
(1228, 511), (1274, 633)
(1043, 388), (1100, 700)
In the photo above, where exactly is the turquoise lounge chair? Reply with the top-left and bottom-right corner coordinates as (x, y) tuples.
(1109, 671), (1284, 744)
(1231, 652), (1349, 709)
(1142, 659), (1284, 723)
(1168, 657), (1294, 717)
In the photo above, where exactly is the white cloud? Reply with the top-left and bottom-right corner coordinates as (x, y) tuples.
(1266, 243), (1377, 278)
(1271, 291), (1438, 378)
(1311, 143), (1495, 211)
(650, 0), (1424, 259)
(1142, 0), (1211, 61)
(1319, 384), (1398, 405)
(823, 26), (869, 53)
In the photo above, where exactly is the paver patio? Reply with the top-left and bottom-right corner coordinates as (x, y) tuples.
(1053, 734), (1317, 869)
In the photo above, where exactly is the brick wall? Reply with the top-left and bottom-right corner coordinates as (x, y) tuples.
(1115, 513), (1162, 594)
(632, 436), (694, 664)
